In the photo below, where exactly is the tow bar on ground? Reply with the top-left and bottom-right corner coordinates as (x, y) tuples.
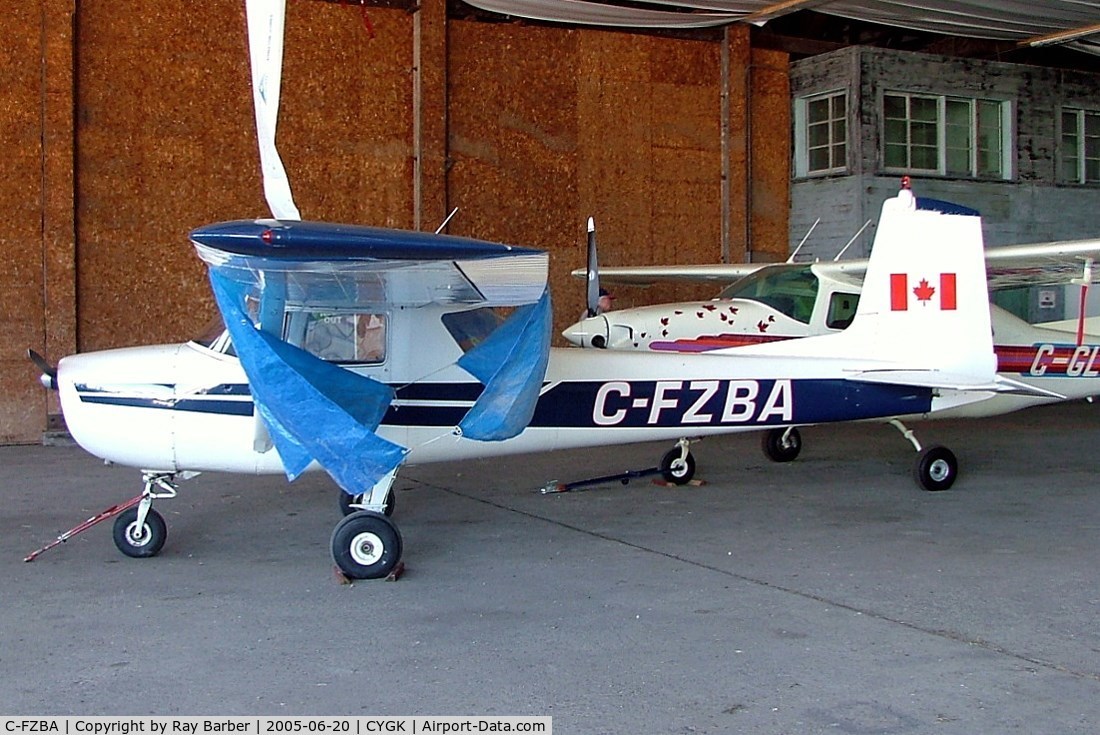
(23, 493), (144, 562)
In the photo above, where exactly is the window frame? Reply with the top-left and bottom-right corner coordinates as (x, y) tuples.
(794, 89), (849, 178)
(1059, 106), (1100, 185)
(881, 91), (1013, 180)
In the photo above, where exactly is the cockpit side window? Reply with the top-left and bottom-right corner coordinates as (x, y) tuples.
(288, 311), (388, 364)
(826, 292), (860, 329)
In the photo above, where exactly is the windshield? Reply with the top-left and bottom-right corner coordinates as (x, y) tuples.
(717, 265), (819, 324)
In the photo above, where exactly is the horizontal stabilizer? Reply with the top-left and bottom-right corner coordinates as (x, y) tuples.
(850, 369), (999, 392)
(991, 374), (1067, 399)
(851, 370), (1066, 399)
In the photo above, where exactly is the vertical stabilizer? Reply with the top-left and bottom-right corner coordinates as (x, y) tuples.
(842, 186), (995, 385)
(737, 185), (996, 389)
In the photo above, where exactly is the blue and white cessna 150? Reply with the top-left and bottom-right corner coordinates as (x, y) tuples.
(564, 193), (1100, 476)
(37, 188), (1047, 579)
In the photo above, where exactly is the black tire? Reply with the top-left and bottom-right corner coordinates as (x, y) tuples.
(914, 445), (958, 491)
(338, 490), (395, 517)
(660, 448), (696, 485)
(762, 427), (802, 463)
(331, 511), (403, 580)
(112, 507), (167, 558)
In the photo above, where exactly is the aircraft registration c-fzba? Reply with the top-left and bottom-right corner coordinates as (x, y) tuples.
(29, 188), (1049, 580)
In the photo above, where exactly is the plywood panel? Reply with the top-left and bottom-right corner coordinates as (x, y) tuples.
(75, 1), (414, 352)
(0, 3), (49, 441)
(448, 21), (727, 331)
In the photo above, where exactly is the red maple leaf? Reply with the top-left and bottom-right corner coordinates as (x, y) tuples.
(913, 278), (936, 304)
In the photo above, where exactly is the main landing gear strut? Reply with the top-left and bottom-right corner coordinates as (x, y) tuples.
(889, 419), (958, 491)
(330, 468), (404, 580)
(759, 423), (958, 491)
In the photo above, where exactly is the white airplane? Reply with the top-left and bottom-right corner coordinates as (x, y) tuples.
(563, 194), (1100, 476)
(30, 187), (1041, 579)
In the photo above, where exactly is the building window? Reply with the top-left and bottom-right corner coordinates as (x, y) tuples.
(1060, 107), (1100, 184)
(794, 91), (847, 177)
(883, 92), (1010, 179)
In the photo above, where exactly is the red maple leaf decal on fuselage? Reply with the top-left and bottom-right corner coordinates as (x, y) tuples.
(913, 278), (936, 304)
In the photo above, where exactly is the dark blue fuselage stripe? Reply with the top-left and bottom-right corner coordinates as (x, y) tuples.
(77, 379), (933, 428)
(78, 395), (254, 416)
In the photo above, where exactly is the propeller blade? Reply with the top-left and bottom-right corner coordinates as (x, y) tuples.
(586, 217), (600, 318)
(27, 349), (57, 390)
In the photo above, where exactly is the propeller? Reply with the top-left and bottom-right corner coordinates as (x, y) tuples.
(586, 217), (600, 318)
(27, 349), (57, 390)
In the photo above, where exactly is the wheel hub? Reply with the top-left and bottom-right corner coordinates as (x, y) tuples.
(928, 459), (951, 482)
(350, 531), (385, 566)
(126, 522), (152, 547)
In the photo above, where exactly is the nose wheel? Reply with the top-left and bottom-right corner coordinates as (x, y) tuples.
(762, 427), (802, 463)
(112, 506), (167, 558)
(660, 440), (696, 485)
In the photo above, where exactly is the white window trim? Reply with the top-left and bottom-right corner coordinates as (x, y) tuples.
(794, 89), (848, 178)
(881, 91), (1014, 180)
(1059, 107), (1100, 185)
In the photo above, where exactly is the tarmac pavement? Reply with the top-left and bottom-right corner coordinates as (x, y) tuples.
(2, 403), (1099, 733)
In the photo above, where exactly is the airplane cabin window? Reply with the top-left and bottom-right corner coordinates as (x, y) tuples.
(717, 266), (819, 324)
(441, 308), (506, 353)
(297, 312), (387, 364)
(827, 292), (860, 329)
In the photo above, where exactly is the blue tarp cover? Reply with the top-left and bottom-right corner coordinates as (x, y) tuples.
(210, 271), (406, 493)
(457, 289), (552, 441)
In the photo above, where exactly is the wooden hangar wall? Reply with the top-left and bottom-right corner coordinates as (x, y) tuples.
(2, 0), (789, 444)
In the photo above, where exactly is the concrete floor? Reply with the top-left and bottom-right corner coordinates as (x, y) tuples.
(2, 403), (1099, 733)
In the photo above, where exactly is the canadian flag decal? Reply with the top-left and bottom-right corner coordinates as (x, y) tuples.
(890, 273), (957, 310)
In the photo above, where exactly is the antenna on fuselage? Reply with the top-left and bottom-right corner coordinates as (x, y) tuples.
(434, 207), (459, 234)
(834, 219), (872, 261)
(786, 218), (820, 263)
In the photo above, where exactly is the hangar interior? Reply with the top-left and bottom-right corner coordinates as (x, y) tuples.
(3, 0), (1099, 444)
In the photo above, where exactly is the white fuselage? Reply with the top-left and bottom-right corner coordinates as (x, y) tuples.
(56, 299), (964, 476)
(563, 279), (1100, 421)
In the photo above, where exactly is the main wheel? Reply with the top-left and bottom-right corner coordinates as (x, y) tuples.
(762, 427), (802, 463)
(660, 448), (696, 485)
(331, 511), (403, 580)
(338, 490), (395, 517)
(914, 445), (958, 491)
(112, 507), (167, 558)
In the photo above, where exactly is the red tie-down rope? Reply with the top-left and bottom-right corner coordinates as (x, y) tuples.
(299, 0), (376, 40)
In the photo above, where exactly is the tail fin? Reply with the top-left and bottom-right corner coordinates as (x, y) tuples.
(842, 186), (996, 387)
